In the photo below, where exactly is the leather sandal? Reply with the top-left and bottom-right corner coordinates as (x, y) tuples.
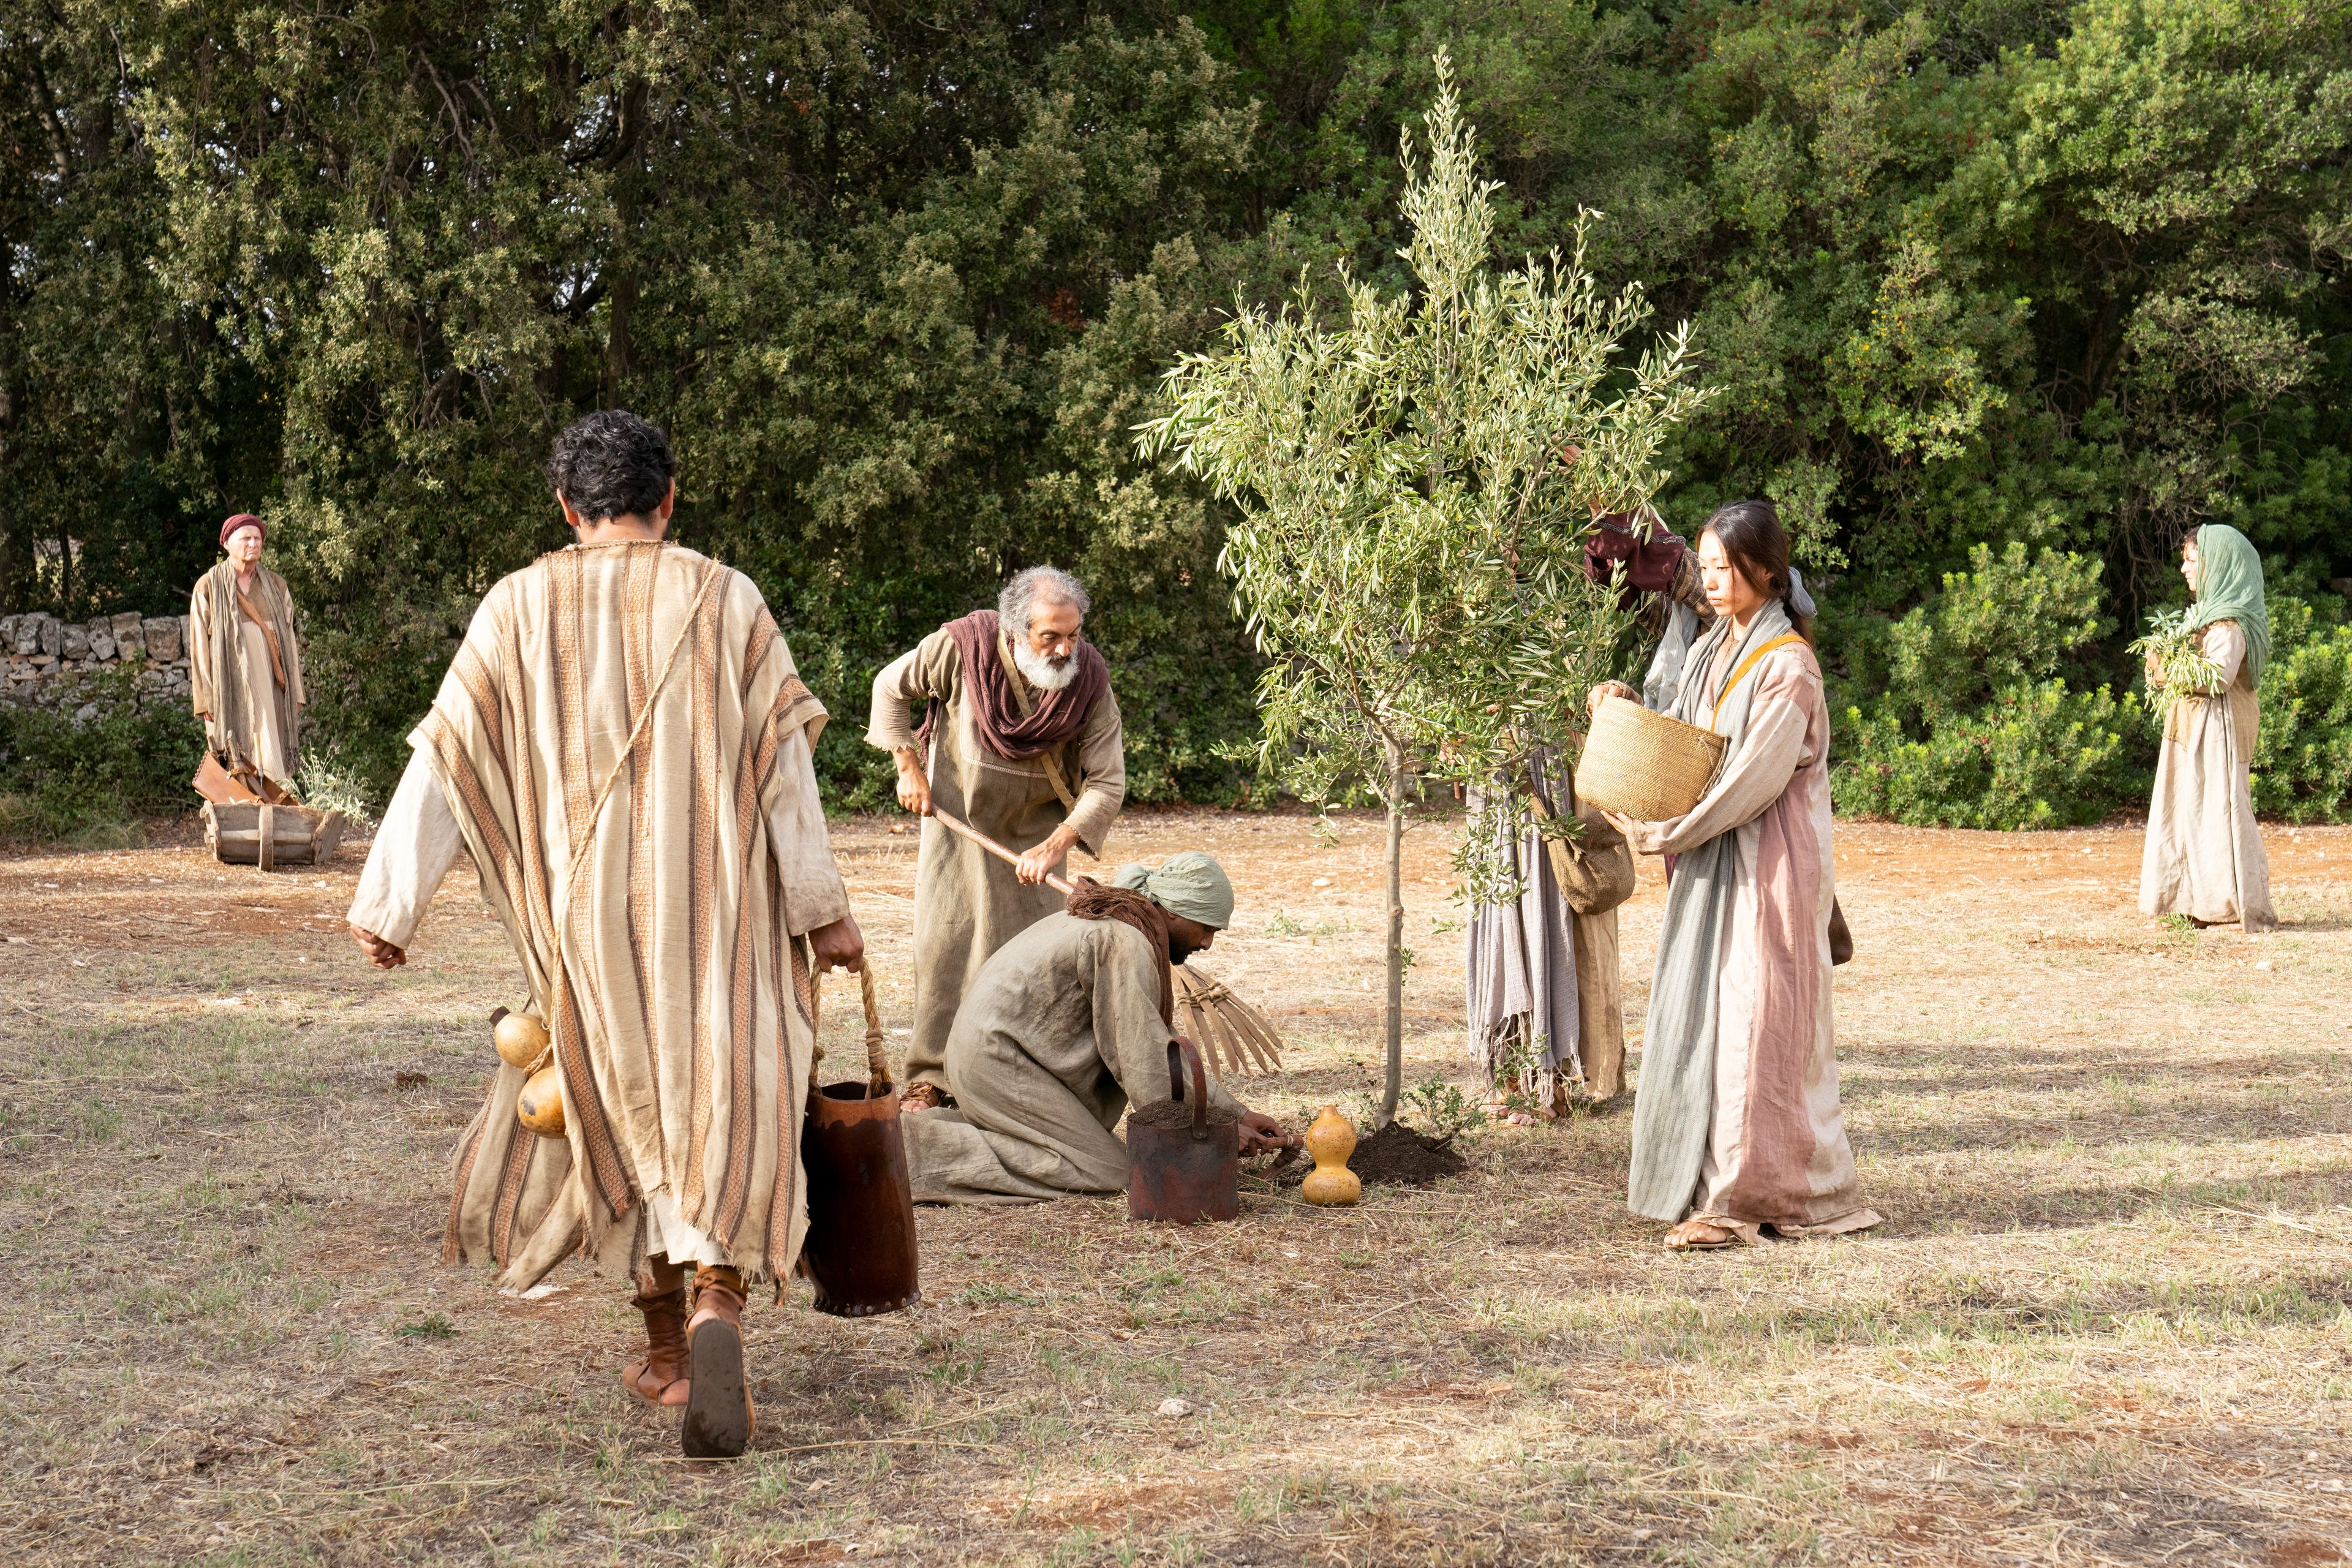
(622, 1283), (691, 1407)
(898, 1082), (954, 1113)
(681, 1266), (754, 1458)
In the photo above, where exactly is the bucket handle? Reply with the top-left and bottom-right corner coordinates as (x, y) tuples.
(1165, 1035), (1210, 1142)
(809, 959), (893, 1100)
(858, 963), (890, 1098)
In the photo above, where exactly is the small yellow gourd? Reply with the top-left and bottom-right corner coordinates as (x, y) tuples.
(1300, 1104), (1361, 1207)
(517, 1063), (567, 1139)
(493, 1009), (551, 1070)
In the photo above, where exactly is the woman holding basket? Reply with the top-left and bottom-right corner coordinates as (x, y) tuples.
(1586, 500), (1879, 1251)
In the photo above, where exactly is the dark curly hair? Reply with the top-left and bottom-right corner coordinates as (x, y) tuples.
(545, 410), (677, 522)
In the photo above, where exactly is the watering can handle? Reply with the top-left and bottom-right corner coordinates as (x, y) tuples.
(1166, 1036), (1210, 1141)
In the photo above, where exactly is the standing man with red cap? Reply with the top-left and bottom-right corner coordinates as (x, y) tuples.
(189, 513), (306, 795)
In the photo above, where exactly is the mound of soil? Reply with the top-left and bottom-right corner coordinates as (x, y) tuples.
(1129, 1098), (1241, 1131)
(1261, 1120), (1468, 1190)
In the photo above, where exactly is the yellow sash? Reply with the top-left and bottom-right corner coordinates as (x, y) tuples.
(1706, 633), (1805, 734)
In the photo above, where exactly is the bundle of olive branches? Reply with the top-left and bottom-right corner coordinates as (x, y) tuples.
(2128, 607), (2226, 715)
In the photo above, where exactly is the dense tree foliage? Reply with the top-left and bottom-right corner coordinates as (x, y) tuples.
(4, 0), (2348, 816)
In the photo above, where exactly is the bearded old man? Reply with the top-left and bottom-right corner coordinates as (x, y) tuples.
(902, 853), (1294, 1203)
(189, 513), (306, 794)
(867, 565), (1125, 1112)
(346, 411), (864, 1458)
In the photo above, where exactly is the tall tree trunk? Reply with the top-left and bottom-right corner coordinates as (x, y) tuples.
(1380, 748), (1407, 1127)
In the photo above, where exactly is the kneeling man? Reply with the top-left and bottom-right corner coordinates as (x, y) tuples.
(904, 852), (1294, 1203)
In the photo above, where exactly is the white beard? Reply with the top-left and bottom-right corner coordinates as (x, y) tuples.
(1012, 638), (1079, 692)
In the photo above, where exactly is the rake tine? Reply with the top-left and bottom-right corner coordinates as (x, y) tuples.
(1195, 992), (1234, 1079)
(1227, 994), (1284, 1071)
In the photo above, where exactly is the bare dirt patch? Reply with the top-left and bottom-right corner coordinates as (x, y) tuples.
(3, 809), (2350, 1564)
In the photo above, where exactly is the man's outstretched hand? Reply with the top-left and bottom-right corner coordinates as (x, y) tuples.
(350, 924), (407, 970)
(1238, 1110), (1301, 1158)
(809, 913), (865, 973)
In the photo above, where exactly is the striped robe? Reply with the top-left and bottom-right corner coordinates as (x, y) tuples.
(349, 541), (851, 1289)
(1619, 602), (1879, 1238)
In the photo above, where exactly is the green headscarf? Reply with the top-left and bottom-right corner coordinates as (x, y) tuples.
(1112, 851), (1235, 930)
(2184, 523), (2271, 687)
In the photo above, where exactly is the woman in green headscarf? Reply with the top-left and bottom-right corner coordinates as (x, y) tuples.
(2139, 524), (2275, 933)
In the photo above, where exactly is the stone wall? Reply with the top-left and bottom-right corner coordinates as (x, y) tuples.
(1, 610), (193, 717)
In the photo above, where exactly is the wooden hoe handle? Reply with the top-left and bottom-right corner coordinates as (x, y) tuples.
(926, 805), (1075, 895)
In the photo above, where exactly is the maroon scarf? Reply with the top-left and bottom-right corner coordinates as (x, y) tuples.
(1064, 877), (1174, 1026)
(913, 608), (1109, 762)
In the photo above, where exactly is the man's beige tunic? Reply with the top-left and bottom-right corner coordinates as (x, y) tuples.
(902, 911), (1237, 1204)
(2140, 620), (2276, 932)
(189, 561), (306, 785)
(349, 541), (851, 1289)
(867, 630), (1123, 1091)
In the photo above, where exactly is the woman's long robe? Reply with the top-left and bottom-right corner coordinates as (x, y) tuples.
(1621, 603), (1878, 1237)
(2139, 621), (2275, 932)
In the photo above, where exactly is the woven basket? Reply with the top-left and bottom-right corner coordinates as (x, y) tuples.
(1573, 696), (1726, 821)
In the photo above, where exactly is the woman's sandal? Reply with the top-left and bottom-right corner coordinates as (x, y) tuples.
(1664, 1219), (1740, 1251)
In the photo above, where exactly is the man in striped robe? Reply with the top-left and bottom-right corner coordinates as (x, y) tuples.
(348, 412), (864, 1458)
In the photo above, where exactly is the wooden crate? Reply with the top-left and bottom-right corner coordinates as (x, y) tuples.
(203, 801), (347, 869)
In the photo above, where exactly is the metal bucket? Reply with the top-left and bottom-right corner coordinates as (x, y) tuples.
(799, 964), (922, 1317)
(1126, 1036), (1239, 1224)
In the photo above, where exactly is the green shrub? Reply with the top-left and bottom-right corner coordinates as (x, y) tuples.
(1834, 680), (2146, 829)
(1830, 542), (2152, 826)
(2252, 595), (2352, 823)
(0, 672), (206, 840)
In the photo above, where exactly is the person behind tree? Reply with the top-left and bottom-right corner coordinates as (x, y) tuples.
(1587, 500), (1879, 1251)
(1466, 503), (1708, 1121)
(345, 410), (865, 1458)
(902, 852), (1295, 1202)
(867, 565), (1126, 1113)
(189, 513), (306, 795)
(2139, 524), (2277, 933)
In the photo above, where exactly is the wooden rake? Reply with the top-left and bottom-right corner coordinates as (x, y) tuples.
(925, 806), (1286, 1079)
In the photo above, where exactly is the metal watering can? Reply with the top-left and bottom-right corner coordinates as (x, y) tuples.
(1126, 1035), (1238, 1224)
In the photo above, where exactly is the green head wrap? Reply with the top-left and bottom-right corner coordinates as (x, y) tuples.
(2185, 523), (2271, 687)
(1112, 851), (1235, 930)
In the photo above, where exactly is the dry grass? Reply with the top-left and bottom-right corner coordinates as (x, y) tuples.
(2, 809), (2350, 1566)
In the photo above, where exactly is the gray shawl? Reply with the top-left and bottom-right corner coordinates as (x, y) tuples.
(1464, 752), (1580, 1102)
(1626, 598), (1798, 1221)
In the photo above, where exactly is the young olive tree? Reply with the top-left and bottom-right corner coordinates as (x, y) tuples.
(1139, 54), (1708, 1125)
